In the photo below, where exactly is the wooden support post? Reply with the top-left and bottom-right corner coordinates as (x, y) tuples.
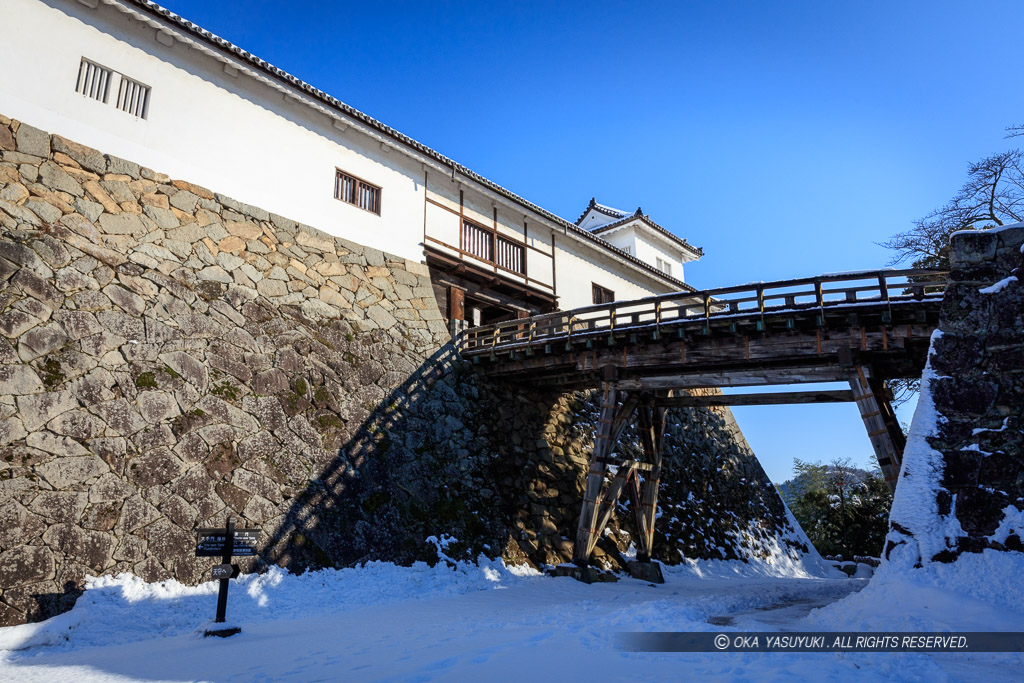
(448, 286), (465, 321)
(634, 395), (664, 563)
(573, 381), (618, 567)
(584, 394), (641, 558)
(868, 376), (906, 468)
(625, 471), (646, 553)
(849, 366), (901, 493)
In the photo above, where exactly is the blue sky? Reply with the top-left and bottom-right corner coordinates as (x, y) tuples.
(158, 0), (1024, 482)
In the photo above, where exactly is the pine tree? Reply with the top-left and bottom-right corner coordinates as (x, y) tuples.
(782, 458), (893, 558)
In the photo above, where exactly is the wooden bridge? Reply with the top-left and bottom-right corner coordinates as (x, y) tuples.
(457, 269), (947, 580)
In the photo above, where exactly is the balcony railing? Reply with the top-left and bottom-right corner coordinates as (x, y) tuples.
(496, 235), (524, 274)
(461, 220), (525, 275)
(460, 268), (948, 353)
(462, 220), (493, 262)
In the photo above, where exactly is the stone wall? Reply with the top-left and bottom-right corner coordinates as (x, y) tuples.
(0, 116), (811, 626)
(885, 224), (1024, 566)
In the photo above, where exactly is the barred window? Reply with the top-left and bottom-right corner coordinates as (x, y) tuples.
(496, 235), (524, 275)
(656, 257), (672, 276)
(334, 170), (381, 215)
(74, 58), (150, 119)
(460, 220), (525, 275)
(462, 219), (493, 262)
(76, 59), (112, 103)
(116, 76), (151, 119)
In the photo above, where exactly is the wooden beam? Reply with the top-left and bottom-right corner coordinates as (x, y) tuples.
(616, 369), (858, 390)
(634, 395), (663, 564)
(448, 286), (465, 321)
(573, 382), (618, 567)
(653, 390), (855, 408)
(576, 392), (639, 562)
(589, 464), (637, 557)
(849, 366), (901, 493)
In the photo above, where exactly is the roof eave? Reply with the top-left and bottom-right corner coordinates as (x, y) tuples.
(113, 0), (693, 290)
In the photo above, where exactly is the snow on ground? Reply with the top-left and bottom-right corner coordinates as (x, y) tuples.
(1, 553), (1020, 682)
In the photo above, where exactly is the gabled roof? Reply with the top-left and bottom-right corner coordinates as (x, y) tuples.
(108, 1), (694, 291)
(576, 198), (704, 259)
(572, 198), (632, 225)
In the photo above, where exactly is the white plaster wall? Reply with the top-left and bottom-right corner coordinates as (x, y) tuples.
(633, 233), (684, 280)
(598, 226), (638, 257)
(424, 178), (461, 215)
(586, 222), (689, 283)
(526, 246), (554, 288)
(1, 0), (691, 308)
(0, 0), (427, 261)
(553, 234), (678, 310)
(424, 201), (459, 251)
(525, 221), (553, 255)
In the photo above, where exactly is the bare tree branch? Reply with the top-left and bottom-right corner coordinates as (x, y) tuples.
(879, 149), (1024, 270)
(878, 143), (1024, 407)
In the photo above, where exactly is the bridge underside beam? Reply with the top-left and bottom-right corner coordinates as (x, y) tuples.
(653, 389), (854, 407)
(614, 361), (880, 390)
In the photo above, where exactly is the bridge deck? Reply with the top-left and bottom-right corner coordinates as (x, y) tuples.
(460, 269), (945, 390)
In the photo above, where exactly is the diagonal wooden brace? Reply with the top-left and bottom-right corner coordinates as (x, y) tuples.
(573, 381), (618, 566)
(588, 463), (638, 557)
(633, 395), (665, 562)
(849, 365), (902, 493)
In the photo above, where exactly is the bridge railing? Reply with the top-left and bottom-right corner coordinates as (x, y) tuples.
(459, 268), (947, 353)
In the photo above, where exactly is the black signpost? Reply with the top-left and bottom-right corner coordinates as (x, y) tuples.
(195, 516), (259, 638)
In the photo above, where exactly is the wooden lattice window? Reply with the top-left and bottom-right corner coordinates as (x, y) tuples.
(75, 58), (151, 119)
(334, 170), (381, 215)
(461, 219), (526, 275)
(462, 219), (494, 262)
(76, 59), (112, 103)
(496, 235), (524, 274)
(115, 75), (151, 119)
(592, 283), (615, 304)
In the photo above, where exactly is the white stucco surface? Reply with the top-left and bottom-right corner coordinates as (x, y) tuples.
(1, 0), (691, 312)
(0, 0), (428, 261)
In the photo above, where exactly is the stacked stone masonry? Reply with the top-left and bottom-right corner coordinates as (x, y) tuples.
(887, 225), (1024, 564)
(0, 117), (805, 625)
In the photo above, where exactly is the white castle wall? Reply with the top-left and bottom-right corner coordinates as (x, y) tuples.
(0, 0), (684, 310)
